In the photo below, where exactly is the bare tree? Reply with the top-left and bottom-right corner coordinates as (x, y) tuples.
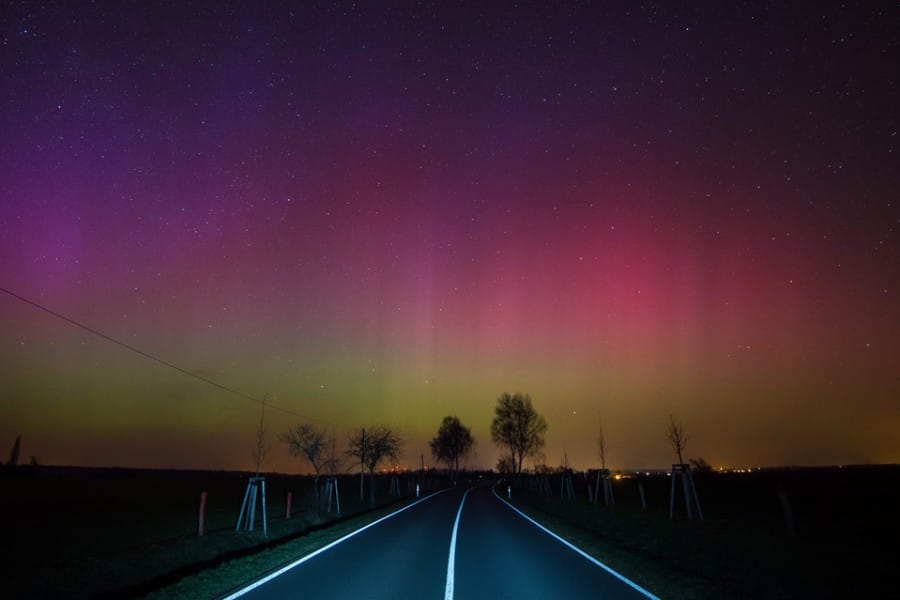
(690, 457), (713, 473)
(597, 418), (607, 471)
(429, 415), (475, 481)
(324, 426), (344, 475)
(281, 423), (330, 496)
(490, 392), (547, 475)
(252, 397), (269, 475)
(496, 453), (516, 474)
(594, 418), (616, 505)
(347, 425), (403, 504)
(667, 414), (689, 466)
(7, 434), (21, 466)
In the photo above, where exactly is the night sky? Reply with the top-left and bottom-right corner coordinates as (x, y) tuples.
(2, 2), (897, 472)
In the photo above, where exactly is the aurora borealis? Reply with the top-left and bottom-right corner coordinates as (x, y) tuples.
(1, 2), (897, 472)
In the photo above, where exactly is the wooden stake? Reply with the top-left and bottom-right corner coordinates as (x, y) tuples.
(669, 464), (702, 520)
(687, 470), (703, 520)
(198, 491), (207, 536)
(669, 468), (677, 519)
(260, 479), (267, 537)
(777, 483), (796, 537)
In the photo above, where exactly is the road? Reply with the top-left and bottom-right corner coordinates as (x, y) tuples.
(225, 482), (658, 600)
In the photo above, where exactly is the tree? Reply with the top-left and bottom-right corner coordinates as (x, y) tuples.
(496, 454), (516, 474)
(490, 392), (547, 475)
(281, 423), (331, 496)
(347, 426), (403, 504)
(324, 427), (345, 475)
(429, 416), (475, 481)
(252, 397), (269, 475)
(597, 418), (608, 471)
(690, 457), (713, 473)
(595, 420), (614, 505)
(7, 434), (21, 466)
(667, 414), (689, 466)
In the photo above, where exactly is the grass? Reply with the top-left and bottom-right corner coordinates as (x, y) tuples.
(2, 466), (446, 598)
(142, 497), (428, 599)
(4, 466), (895, 598)
(503, 467), (899, 599)
(499, 495), (709, 599)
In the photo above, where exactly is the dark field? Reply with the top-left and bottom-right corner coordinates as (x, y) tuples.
(3, 465), (897, 599)
(2, 466), (442, 598)
(509, 466), (900, 599)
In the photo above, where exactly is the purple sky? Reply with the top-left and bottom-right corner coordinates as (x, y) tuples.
(1, 2), (898, 472)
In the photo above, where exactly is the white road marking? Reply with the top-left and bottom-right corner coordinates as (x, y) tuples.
(223, 488), (452, 599)
(492, 486), (661, 600)
(443, 487), (472, 600)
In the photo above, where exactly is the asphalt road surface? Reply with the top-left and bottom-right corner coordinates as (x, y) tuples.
(225, 482), (658, 600)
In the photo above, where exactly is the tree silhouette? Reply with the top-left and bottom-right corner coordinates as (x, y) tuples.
(347, 426), (403, 504)
(7, 434), (21, 466)
(490, 392), (547, 475)
(281, 423), (332, 496)
(495, 453), (516, 474)
(597, 418), (608, 471)
(429, 416), (475, 481)
(252, 397), (269, 475)
(690, 457), (713, 473)
(667, 414), (689, 465)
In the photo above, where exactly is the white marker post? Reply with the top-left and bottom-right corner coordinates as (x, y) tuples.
(507, 484), (512, 499)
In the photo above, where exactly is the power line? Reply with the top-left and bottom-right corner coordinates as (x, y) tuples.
(0, 285), (346, 429)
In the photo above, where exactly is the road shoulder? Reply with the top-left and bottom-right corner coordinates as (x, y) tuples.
(499, 491), (714, 600)
(142, 491), (448, 600)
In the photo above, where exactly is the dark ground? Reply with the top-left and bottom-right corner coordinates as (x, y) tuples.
(1, 466), (442, 598)
(2, 465), (897, 598)
(509, 465), (900, 598)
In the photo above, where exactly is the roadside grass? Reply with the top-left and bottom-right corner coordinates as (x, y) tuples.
(6, 466), (895, 598)
(503, 468), (899, 599)
(2, 466), (445, 598)
(496, 491), (710, 600)
(141, 495), (433, 600)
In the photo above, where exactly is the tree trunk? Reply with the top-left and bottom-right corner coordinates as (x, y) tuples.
(8, 434), (21, 466)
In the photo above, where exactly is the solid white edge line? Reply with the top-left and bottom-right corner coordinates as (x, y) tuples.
(491, 486), (661, 600)
(222, 488), (453, 600)
(443, 488), (472, 600)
